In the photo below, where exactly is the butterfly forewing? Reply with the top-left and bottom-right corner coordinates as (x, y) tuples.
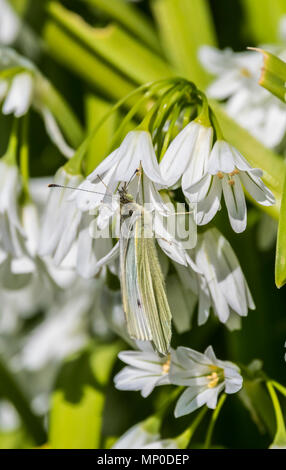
(120, 202), (172, 356)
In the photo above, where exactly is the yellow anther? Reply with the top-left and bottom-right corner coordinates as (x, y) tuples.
(207, 372), (219, 388)
(229, 169), (240, 177)
(217, 171), (224, 179)
(240, 67), (251, 78)
(228, 179), (235, 186)
(162, 356), (171, 374)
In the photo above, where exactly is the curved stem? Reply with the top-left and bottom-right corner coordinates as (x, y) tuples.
(19, 114), (30, 201)
(204, 393), (227, 449)
(267, 381), (286, 446)
(177, 406), (208, 449)
(272, 381), (286, 398)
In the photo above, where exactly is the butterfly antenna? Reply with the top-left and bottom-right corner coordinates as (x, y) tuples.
(126, 166), (141, 190)
(48, 183), (118, 199)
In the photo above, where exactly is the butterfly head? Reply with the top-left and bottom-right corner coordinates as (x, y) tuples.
(118, 185), (134, 205)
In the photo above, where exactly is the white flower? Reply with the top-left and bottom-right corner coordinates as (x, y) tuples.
(74, 130), (167, 216)
(112, 417), (161, 449)
(0, 400), (20, 432)
(114, 343), (171, 398)
(0, 0), (20, 45)
(0, 159), (26, 257)
(199, 45), (286, 148)
(186, 140), (275, 233)
(2, 72), (33, 117)
(175, 228), (255, 328)
(160, 121), (213, 190)
(38, 166), (83, 265)
(73, 130), (198, 272)
(76, 213), (116, 279)
(0, 48), (74, 157)
(170, 345), (243, 417)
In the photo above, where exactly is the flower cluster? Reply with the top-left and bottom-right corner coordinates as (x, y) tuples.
(0, 51), (277, 443)
(114, 344), (242, 417)
(199, 29), (286, 149)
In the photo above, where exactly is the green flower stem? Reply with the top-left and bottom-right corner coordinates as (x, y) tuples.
(19, 114), (30, 201)
(241, 0), (286, 43)
(0, 359), (46, 445)
(43, 20), (136, 103)
(204, 393), (227, 449)
(83, 0), (161, 54)
(37, 76), (83, 149)
(47, 3), (174, 85)
(152, 0), (216, 88)
(155, 386), (184, 420)
(272, 381), (286, 397)
(177, 406), (208, 449)
(267, 381), (286, 448)
(3, 119), (18, 165)
(275, 168), (286, 287)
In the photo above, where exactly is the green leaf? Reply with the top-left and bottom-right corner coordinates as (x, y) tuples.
(84, 94), (119, 175)
(238, 379), (276, 435)
(0, 429), (33, 450)
(267, 381), (286, 448)
(43, 20), (135, 102)
(83, 0), (161, 54)
(38, 77), (84, 149)
(241, 0), (286, 43)
(152, 0), (217, 87)
(254, 49), (286, 103)
(46, 3), (174, 85)
(275, 168), (286, 287)
(49, 342), (120, 449)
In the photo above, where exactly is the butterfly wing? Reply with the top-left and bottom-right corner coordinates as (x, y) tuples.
(120, 206), (172, 355)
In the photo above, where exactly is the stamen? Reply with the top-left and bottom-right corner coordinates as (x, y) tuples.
(228, 179), (235, 186)
(217, 171), (224, 179)
(162, 355), (171, 374)
(207, 372), (219, 388)
(240, 67), (251, 78)
(229, 168), (240, 177)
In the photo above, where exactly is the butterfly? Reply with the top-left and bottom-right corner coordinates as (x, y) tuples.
(49, 170), (174, 356)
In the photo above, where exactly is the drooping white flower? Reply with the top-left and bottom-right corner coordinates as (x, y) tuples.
(112, 416), (161, 449)
(38, 166), (83, 265)
(74, 130), (167, 216)
(2, 72), (33, 117)
(0, 400), (20, 432)
(0, 158), (26, 258)
(171, 345), (243, 417)
(73, 130), (198, 271)
(175, 227), (255, 329)
(160, 121), (213, 190)
(0, 47), (74, 157)
(199, 45), (286, 148)
(0, 0), (20, 45)
(114, 343), (171, 398)
(186, 140), (275, 233)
